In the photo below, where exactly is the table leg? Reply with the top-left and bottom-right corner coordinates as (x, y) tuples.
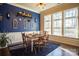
(31, 40), (33, 52)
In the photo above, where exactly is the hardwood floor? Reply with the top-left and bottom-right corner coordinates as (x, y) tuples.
(47, 47), (78, 56)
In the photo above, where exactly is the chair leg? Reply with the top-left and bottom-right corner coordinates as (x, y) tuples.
(37, 45), (41, 53)
(33, 47), (37, 55)
(23, 44), (28, 54)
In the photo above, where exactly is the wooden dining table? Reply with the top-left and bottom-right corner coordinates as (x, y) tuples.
(26, 33), (46, 53)
(31, 37), (39, 52)
(27, 34), (39, 52)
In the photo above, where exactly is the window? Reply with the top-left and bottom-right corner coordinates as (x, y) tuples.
(64, 8), (78, 38)
(44, 15), (51, 34)
(44, 7), (78, 38)
(52, 12), (62, 35)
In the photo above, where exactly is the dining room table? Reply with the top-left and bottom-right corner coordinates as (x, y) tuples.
(26, 33), (45, 52)
(27, 34), (40, 52)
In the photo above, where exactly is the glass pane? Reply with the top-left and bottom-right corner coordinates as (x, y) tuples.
(53, 29), (62, 35)
(52, 12), (62, 35)
(64, 8), (78, 18)
(64, 8), (78, 38)
(64, 18), (77, 28)
(53, 20), (62, 28)
(44, 15), (51, 34)
(53, 12), (62, 19)
(64, 29), (77, 38)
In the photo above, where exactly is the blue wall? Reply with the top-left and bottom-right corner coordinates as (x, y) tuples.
(0, 3), (40, 32)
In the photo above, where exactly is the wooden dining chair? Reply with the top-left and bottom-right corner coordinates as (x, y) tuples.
(43, 34), (49, 46)
(25, 34), (31, 47)
(22, 33), (27, 49)
(33, 36), (45, 54)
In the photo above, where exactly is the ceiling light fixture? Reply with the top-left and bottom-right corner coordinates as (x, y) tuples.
(37, 3), (46, 9)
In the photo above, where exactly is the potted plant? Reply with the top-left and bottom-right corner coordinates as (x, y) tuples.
(0, 33), (11, 48)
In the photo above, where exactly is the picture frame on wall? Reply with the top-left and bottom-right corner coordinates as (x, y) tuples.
(34, 17), (37, 23)
(12, 18), (18, 29)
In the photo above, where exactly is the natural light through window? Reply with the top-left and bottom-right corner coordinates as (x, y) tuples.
(44, 7), (78, 38)
(64, 8), (78, 38)
(44, 15), (51, 34)
(52, 12), (62, 36)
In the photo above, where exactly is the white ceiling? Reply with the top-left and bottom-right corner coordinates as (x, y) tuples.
(10, 3), (59, 13)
